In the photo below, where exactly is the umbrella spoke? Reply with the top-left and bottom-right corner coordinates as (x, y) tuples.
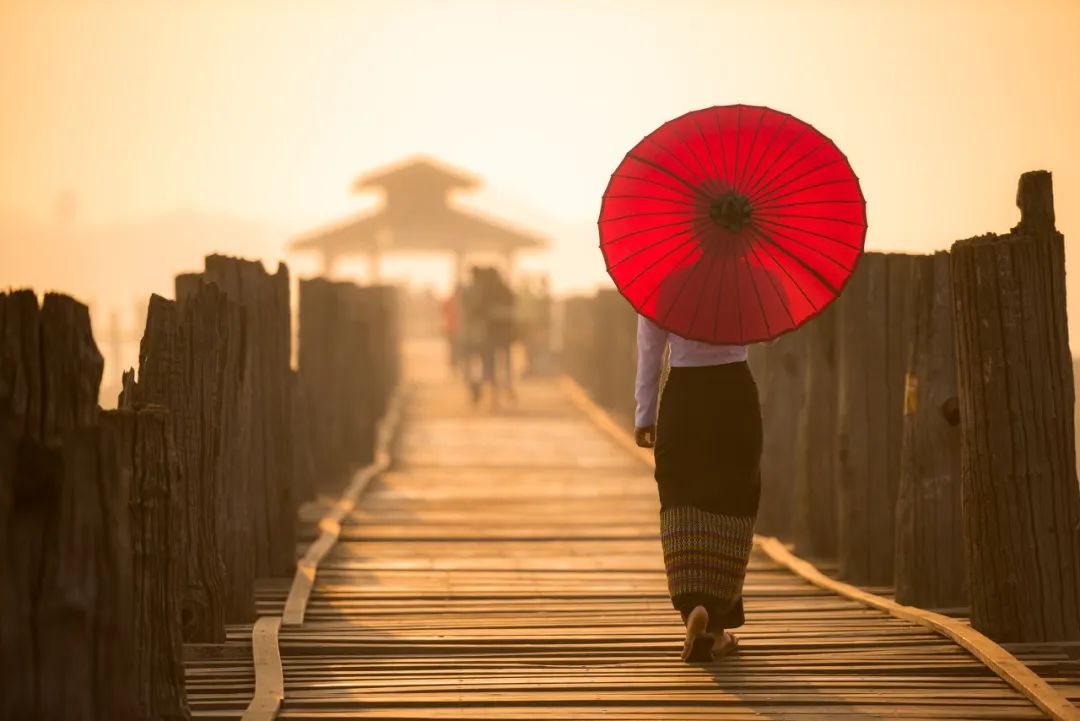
(641, 130), (713, 192)
(691, 113), (725, 193)
(752, 177), (860, 209)
(740, 112), (790, 200)
(754, 210), (867, 228)
(626, 153), (710, 200)
(752, 218), (861, 266)
(732, 106), (744, 200)
(755, 198), (865, 211)
(751, 156), (844, 207)
(736, 239), (773, 339)
(602, 193), (697, 208)
(610, 172), (702, 203)
(740, 232), (799, 331)
(604, 223), (699, 272)
(734, 107), (767, 195)
(686, 235), (727, 339)
(621, 225), (710, 293)
(656, 232), (718, 328)
(713, 108), (733, 188)
(668, 123), (723, 197)
(740, 123), (811, 201)
(745, 231), (814, 319)
(754, 215), (864, 250)
(599, 209), (696, 224)
(603, 218), (694, 247)
(745, 140), (832, 202)
(746, 225), (842, 295)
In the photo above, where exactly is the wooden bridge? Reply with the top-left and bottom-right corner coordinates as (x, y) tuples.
(4, 174), (1080, 721)
(183, 341), (1078, 721)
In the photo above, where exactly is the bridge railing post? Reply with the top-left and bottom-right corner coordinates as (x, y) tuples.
(753, 329), (805, 542)
(790, 303), (839, 559)
(950, 170), (1080, 642)
(0, 291), (188, 720)
(894, 251), (967, 609)
(834, 252), (920, 585)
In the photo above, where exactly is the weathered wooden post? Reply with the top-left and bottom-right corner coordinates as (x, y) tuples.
(793, 304), (840, 559)
(591, 289), (637, 419)
(835, 252), (919, 584)
(0, 291), (167, 721)
(202, 255), (295, 579)
(297, 278), (337, 491)
(176, 274), (256, 624)
(561, 295), (597, 394)
(753, 330), (805, 540)
(951, 170), (1080, 641)
(894, 251), (967, 609)
(99, 408), (190, 721)
(121, 291), (229, 643)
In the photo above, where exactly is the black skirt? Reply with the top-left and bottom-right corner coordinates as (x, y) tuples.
(655, 361), (762, 630)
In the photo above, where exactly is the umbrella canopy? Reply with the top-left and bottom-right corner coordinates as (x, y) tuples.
(599, 104), (866, 344)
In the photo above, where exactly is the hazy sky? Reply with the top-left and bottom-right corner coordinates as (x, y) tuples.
(2, 0), (1079, 309)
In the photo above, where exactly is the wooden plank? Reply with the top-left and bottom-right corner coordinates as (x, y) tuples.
(239, 616), (283, 721)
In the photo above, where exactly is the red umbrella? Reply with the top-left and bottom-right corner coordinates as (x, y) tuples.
(599, 104), (866, 344)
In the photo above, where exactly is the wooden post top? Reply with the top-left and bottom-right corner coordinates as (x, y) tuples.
(1015, 170), (1056, 235)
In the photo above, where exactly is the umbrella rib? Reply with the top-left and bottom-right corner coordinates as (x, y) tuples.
(620, 227), (709, 293)
(711, 241), (736, 343)
(610, 172), (701, 202)
(742, 231), (807, 325)
(750, 154), (842, 206)
(736, 238), (774, 339)
(745, 140), (832, 203)
(668, 122), (722, 197)
(605, 224), (698, 272)
(734, 107), (767, 194)
(641, 134), (708, 192)
(754, 211), (867, 228)
(600, 210), (696, 224)
(655, 227), (717, 329)
(756, 181), (864, 209)
(753, 177), (861, 208)
(626, 153), (710, 200)
(740, 113), (789, 200)
(685, 239), (726, 340)
(755, 215), (865, 249)
(750, 231), (820, 314)
(752, 216), (862, 264)
(603, 193), (697, 208)
(602, 218), (694, 247)
(746, 225), (842, 295)
(639, 227), (714, 322)
(741, 122), (810, 201)
(691, 113), (724, 190)
(754, 198), (864, 211)
(732, 106), (743, 199)
(713, 108), (733, 188)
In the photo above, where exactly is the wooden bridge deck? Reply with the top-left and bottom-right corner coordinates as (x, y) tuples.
(186, 355), (1054, 720)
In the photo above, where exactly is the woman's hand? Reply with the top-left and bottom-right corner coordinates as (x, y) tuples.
(635, 425), (656, 448)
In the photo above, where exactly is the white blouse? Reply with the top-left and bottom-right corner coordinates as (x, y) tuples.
(634, 314), (748, 428)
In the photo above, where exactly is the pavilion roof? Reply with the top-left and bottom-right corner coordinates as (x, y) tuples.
(291, 204), (546, 256)
(292, 156), (547, 257)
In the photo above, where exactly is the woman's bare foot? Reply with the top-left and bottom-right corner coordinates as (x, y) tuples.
(712, 630), (739, 659)
(680, 605), (715, 662)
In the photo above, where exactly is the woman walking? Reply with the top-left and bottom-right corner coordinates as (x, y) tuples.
(634, 313), (761, 663)
(599, 104), (866, 664)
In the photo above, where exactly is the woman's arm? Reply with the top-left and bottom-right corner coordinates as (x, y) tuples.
(634, 314), (667, 446)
